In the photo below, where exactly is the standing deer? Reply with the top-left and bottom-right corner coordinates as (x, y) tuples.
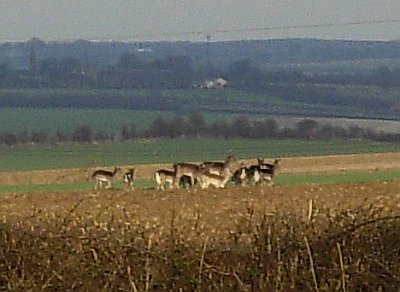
(154, 169), (175, 190)
(257, 158), (281, 170)
(123, 168), (136, 190)
(201, 154), (239, 176)
(154, 169), (196, 190)
(232, 166), (250, 186)
(173, 163), (203, 188)
(92, 167), (121, 190)
(197, 167), (232, 189)
(250, 158), (280, 186)
(234, 158), (281, 186)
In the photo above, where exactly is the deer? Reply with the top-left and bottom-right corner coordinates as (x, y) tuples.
(257, 158), (281, 170)
(91, 166), (121, 190)
(155, 168), (196, 190)
(201, 154), (240, 176)
(232, 166), (251, 186)
(173, 162), (203, 188)
(123, 168), (136, 190)
(234, 158), (281, 186)
(179, 175), (196, 189)
(154, 169), (175, 191)
(197, 167), (232, 189)
(249, 158), (281, 186)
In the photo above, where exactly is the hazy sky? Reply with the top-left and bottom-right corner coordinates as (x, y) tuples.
(1, 0), (400, 42)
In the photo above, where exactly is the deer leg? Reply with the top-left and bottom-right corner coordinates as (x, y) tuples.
(157, 179), (165, 191)
(106, 180), (112, 189)
(174, 175), (181, 189)
(189, 175), (195, 187)
(265, 175), (273, 186)
(161, 182), (166, 190)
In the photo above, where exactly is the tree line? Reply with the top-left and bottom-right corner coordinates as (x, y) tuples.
(0, 114), (399, 146)
(2, 49), (400, 90)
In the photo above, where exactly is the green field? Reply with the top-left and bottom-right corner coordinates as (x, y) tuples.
(1, 107), (399, 138)
(0, 170), (399, 194)
(0, 180), (153, 193)
(0, 107), (174, 134)
(0, 107), (273, 135)
(1, 138), (400, 172)
(275, 170), (400, 185)
(1, 86), (399, 133)
(0, 86), (399, 135)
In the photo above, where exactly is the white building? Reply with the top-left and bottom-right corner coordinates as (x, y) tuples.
(203, 78), (227, 89)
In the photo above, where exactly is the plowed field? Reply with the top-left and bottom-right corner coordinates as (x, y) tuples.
(1, 152), (399, 186)
(1, 181), (399, 228)
(1, 152), (399, 226)
(1, 153), (400, 291)
(1, 150), (399, 233)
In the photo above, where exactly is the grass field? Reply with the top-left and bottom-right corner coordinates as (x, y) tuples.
(1, 107), (399, 141)
(1, 86), (399, 135)
(1, 138), (400, 172)
(0, 170), (399, 194)
(275, 170), (400, 185)
(1, 137), (399, 289)
(0, 107), (174, 134)
(0, 88), (280, 130)
(0, 107), (274, 134)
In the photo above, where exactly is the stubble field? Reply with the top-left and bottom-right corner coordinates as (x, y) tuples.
(1, 152), (400, 290)
(1, 151), (399, 186)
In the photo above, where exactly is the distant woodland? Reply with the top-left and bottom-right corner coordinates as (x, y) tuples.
(0, 38), (400, 120)
(2, 38), (400, 90)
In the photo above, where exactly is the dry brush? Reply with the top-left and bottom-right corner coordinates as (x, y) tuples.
(1, 182), (400, 291)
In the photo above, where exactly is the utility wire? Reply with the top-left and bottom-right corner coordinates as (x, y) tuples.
(38, 18), (400, 42)
(128, 18), (400, 39)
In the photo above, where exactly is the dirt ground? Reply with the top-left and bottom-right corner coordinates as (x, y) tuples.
(1, 153), (399, 291)
(0, 152), (399, 228)
(0, 152), (400, 186)
(1, 180), (399, 234)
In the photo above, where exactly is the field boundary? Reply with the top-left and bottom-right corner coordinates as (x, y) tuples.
(1, 170), (399, 194)
(0, 152), (399, 186)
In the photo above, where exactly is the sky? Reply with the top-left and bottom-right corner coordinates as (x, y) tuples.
(1, 0), (400, 43)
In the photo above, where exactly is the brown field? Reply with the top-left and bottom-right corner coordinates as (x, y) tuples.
(1, 153), (400, 290)
(1, 152), (398, 227)
(1, 152), (400, 186)
(2, 181), (400, 232)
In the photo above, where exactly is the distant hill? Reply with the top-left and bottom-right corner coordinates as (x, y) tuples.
(1, 38), (399, 121)
(2, 38), (400, 72)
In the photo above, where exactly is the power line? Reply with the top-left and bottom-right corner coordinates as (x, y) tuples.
(29, 18), (400, 43)
(130, 18), (400, 40)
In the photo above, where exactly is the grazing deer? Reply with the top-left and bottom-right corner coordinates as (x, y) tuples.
(123, 168), (136, 190)
(173, 163), (203, 188)
(92, 167), (121, 190)
(197, 167), (231, 189)
(201, 154), (239, 176)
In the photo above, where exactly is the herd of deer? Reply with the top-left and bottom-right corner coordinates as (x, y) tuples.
(91, 155), (280, 191)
